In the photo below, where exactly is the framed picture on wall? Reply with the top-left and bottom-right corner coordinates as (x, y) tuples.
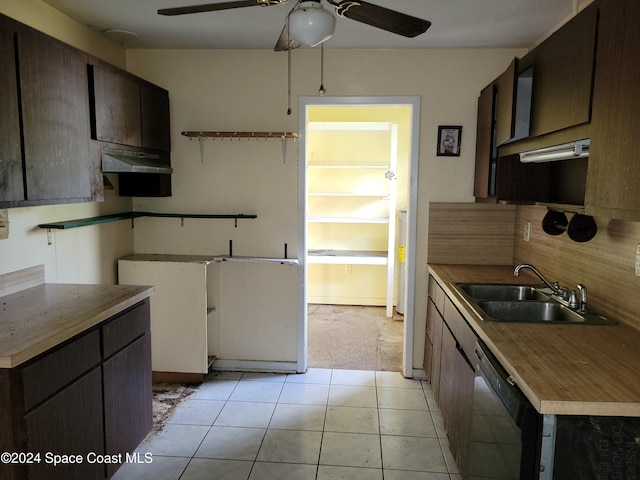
(437, 125), (462, 156)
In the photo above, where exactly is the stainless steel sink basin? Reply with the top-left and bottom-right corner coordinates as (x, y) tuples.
(476, 301), (583, 323)
(456, 283), (549, 301)
(452, 283), (618, 325)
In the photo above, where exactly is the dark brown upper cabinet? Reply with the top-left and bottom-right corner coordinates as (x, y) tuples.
(0, 16), (100, 208)
(586, 0), (640, 220)
(0, 16), (23, 204)
(474, 58), (524, 201)
(528, 2), (598, 138)
(494, 58), (518, 147)
(140, 82), (171, 152)
(473, 83), (496, 199)
(90, 61), (142, 148)
(89, 61), (170, 153)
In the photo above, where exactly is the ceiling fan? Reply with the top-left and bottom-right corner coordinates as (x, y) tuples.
(158, 0), (432, 51)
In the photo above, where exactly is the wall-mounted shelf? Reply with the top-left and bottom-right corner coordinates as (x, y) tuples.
(38, 212), (257, 243)
(182, 131), (299, 163)
(182, 131), (298, 139)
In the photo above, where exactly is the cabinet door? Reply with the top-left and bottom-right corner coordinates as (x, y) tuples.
(25, 368), (104, 480)
(587, 0), (640, 219)
(427, 299), (443, 400)
(494, 58), (517, 146)
(529, 3), (598, 137)
(140, 82), (171, 152)
(90, 62), (142, 147)
(439, 326), (475, 477)
(0, 16), (24, 203)
(103, 333), (152, 478)
(17, 25), (95, 203)
(474, 83), (496, 199)
(423, 333), (433, 381)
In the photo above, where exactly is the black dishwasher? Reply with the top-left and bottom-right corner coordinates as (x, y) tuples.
(467, 341), (541, 479)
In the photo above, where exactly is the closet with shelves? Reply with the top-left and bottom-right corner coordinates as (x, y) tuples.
(306, 121), (398, 316)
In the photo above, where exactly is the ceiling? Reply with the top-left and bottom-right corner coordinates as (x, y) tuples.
(41, 0), (579, 50)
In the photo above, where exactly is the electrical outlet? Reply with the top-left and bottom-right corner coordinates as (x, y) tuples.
(345, 264), (352, 274)
(635, 245), (640, 277)
(523, 221), (531, 242)
(0, 210), (8, 240)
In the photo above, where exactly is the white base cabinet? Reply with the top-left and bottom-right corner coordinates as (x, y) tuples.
(118, 254), (216, 378)
(118, 254), (300, 377)
(213, 257), (299, 369)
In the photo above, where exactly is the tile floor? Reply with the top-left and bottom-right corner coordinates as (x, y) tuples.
(113, 368), (461, 480)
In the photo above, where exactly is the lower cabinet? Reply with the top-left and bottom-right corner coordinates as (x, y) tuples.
(0, 299), (151, 480)
(117, 254), (216, 380)
(25, 368), (105, 480)
(424, 297), (443, 397)
(438, 324), (475, 477)
(425, 275), (477, 478)
(103, 334), (152, 478)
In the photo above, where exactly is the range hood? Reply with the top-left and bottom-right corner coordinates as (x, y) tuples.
(520, 139), (590, 163)
(102, 148), (173, 174)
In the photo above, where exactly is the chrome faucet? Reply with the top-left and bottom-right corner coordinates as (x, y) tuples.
(577, 284), (588, 313)
(513, 264), (562, 294)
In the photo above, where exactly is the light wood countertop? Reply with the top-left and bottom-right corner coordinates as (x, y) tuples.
(428, 264), (640, 417)
(0, 283), (153, 368)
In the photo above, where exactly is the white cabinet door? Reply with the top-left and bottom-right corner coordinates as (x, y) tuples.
(218, 260), (298, 363)
(118, 257), (210, 374)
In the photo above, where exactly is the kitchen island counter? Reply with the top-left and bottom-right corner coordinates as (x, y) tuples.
(428, 264), (640, 417)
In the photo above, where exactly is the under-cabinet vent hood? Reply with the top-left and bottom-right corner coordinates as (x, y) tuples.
(520, 139), (590, 163)
(102, 148), (173, 174)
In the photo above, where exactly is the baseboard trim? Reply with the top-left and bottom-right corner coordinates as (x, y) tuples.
(411, 368), (428, 380)
(211, 359), (299, 374)
(152, 371), (205, 384)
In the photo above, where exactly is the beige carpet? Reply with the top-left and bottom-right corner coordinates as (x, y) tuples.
(307, 304), (404, 372)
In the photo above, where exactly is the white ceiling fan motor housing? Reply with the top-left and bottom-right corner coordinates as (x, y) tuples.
(289, 1), (336, 47)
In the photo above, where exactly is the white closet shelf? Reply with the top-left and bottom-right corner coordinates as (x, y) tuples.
(307, 250), (388, 265)
(308, 164), (390, 169)
(308, 192), (389, 197)
(307, 216), (389, 224)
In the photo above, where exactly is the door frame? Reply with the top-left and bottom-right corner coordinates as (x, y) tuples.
(296, 96), (421, 377)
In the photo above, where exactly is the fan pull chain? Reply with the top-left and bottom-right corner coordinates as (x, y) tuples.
(287, 46), (292, 115)
(318, 43), (326, 96)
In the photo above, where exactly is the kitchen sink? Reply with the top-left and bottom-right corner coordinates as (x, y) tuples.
(456, 283), (549, 301)
(476, 300), (584, 323)
(452, 283), (618, 325)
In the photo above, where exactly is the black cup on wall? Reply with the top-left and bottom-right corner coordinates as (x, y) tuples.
(541, 210), (568, 236)
(567, 213), (598, 242)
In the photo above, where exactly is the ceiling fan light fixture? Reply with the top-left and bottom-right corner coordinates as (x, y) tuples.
(289, 1), (335, 47)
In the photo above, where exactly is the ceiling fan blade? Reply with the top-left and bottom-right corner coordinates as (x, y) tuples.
(333, 0), (431, 38)
(274, 24), (302, 51)
(158, 0), (286, 16)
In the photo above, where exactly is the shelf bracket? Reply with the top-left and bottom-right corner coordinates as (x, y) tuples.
(198, 135), (206, 163)
(282, 135), (287, 164)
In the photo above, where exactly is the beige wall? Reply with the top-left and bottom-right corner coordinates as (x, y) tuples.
(125, 47), (525, 371)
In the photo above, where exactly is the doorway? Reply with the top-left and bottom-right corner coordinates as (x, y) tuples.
(296, 96), (421, 377)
